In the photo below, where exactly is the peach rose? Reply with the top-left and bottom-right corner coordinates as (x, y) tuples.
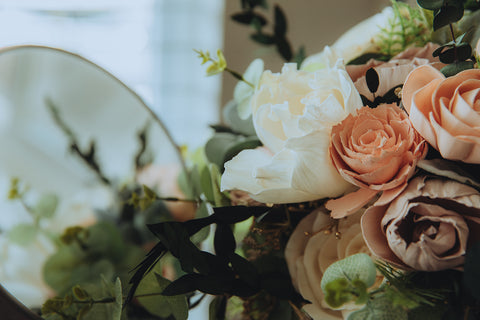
(402, 65), (480, 163)
(326, 104), (427, 218)
(285, 208), (373, 320)
(362, 176), (480, 271)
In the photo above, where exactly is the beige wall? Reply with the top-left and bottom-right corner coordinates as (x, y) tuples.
(221, 0), (391, 108)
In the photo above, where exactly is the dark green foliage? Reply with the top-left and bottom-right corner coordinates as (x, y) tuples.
(366, 68), (380, 94)
(231, 1), (303, 62)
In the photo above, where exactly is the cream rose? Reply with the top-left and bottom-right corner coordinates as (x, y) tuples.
(361, 176), (480, 271)
(402, 65), (480, 163)
(221, 61), (362, 204)
(285, 208), (373, 320)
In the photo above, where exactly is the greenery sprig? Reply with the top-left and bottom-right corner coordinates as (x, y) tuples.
(417, 0), (476, 76)
(46, 98), (111, 186)
(374, 0), (431, 58)
(231, 0), (305, 65)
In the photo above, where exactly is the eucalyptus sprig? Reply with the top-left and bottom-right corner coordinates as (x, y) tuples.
(417, 0), (476, 76)
(231, 0), (305, 64)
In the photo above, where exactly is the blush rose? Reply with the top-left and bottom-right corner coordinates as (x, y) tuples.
(326, 104), (427, 218)
(402, 64), (480, 163)
(361, 176), (480, 271)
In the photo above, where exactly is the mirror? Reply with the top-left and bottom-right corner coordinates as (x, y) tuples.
(0, 45), (185, 315)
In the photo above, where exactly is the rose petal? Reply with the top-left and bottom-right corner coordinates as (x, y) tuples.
(326, 188), (378, 218)
(402, 65), (444, 113)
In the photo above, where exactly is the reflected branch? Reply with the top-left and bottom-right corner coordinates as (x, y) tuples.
(45, 98), (111, 186)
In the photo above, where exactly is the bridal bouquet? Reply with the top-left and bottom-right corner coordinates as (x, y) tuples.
(3, 0), (480, 319)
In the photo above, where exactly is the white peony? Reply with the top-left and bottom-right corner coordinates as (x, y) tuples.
(221, 60), (361, 204)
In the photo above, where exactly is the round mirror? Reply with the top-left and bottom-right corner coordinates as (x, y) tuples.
(0, 45), (186, 318)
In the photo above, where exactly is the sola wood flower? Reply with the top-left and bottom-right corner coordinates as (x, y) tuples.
(326, 104), (427, 218)
(402, 64), (480, 163)
(285, 208), (372, 320)
(361, 176), (480, 271)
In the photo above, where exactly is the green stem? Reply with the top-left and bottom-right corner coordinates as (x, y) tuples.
(156, 196), (198, 203)
(225, 67), (254, 88)
(449, 23), (458, 61)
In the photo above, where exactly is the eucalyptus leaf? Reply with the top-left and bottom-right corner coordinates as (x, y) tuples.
(214, 224), (236, 257)
(222, 100), (256, 136)
(231, 12), (267, 26)
(320, 253), (376, 292)
(440, 60), (475, 77)
(276, 36), (293, 62)
(7, 223), (37, 246)
(366, 68), (380, 94)
(417, 0), (445, 10)
(251, 33), (276, 45)
(209, 295), (227, 320)
(417, 159), (480, 189)
(433, 5), (464, 31)
(347, 295), (408, 320)
(190, 202), (211, 244)
(136, 270), (188, 320)
(34, 193), (59, 219)
(273, 5), (287, 36)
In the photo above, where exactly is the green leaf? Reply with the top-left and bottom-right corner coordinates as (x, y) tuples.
(417, 0), (445, 10)
(214, 224), (236, 257)
(209, 295), (227, 320)
(209, 164), (230, 207)
(251, 33), (276, 45)
(366, 68), (380, 94)
(273, 5), (287, 36)
(433, 5), (464, 31)
(276, 36), (293, 62)
(190, 202), (211, 244)
(440, 60), (475, 77)
(204, 133), (239, 168)
(34, 194), (59, 219)
(456, 42), (473, 61)
(464, 241), (480, 299)
(222, 100), (256, 137)
(347, 295), (408, 320)
(8, 223), (37, 246)
(294, 46), (306, 68)
(231, 12), (267, 26)
(321, 254), (376, 292)
(136, 271), (188, 320)
(223, 137), (262, 165)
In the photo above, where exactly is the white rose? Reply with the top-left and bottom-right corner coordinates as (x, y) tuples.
(285, 208), (373, 320)
(221, 61), (361, 204)
(302, 7), (394, 71)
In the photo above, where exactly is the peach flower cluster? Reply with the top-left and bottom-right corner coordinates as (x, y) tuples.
(326, 104), (427, 218)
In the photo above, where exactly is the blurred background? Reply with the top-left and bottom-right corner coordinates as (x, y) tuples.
(0, 0), (393, 148)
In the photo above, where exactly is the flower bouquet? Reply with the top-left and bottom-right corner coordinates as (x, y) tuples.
(2, 0), (480, 319)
